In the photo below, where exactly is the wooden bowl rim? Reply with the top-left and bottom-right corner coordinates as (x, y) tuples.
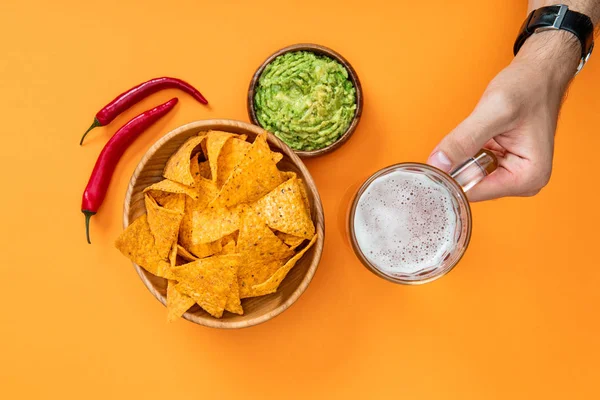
(122, 119), (325, 329)
(247, 43), (363, 158)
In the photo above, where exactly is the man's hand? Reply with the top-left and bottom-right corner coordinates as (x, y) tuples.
(427, 1), (597, 202)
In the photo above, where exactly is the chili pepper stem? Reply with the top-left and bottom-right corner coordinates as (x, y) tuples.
(83, 210), (96, 244)
(80, 118), (102, 146)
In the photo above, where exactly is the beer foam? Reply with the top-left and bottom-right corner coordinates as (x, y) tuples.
(353, 169), (458, 275)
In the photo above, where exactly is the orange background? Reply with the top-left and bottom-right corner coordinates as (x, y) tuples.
(1, 0), (599, 398)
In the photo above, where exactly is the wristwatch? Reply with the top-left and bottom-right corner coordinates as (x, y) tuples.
(514, 4), (594, 74)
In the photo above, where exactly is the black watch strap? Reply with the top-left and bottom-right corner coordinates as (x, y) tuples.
(514, 5), (594, 72)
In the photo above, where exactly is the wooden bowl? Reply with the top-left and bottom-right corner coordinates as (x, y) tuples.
(123, 120), (325, 329)
(247, 43), (363, 158)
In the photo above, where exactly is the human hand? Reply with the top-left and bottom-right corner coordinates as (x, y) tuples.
(427, 31), (581, 201)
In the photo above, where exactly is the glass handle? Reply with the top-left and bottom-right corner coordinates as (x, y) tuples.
(450, 149), (498, 192)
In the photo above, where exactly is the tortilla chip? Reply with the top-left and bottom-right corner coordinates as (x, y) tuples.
(199, 161), (211, 180)
(245, 234), (318, 298)
(237, 208), (294, 297)
(143, 179), (199, 200)
(189, 153), (204, 185)
(165, 243), (195, 321)
(171, 255), (240, 318)
(155, 193), (185, 213)
(297, 179), (311, 215)
(145, 194), (184, 260)
(212, 133), (283, 207)
(216, 137), (284, 188)
(166, 281), (196, 322)
(272, 152), (283, 164)
(237, 207), (294, 259)
(221, 240), (236, 254)
(220, 241), (242, 314)
(115, 214), (172, 279)
(280, 173), (310, 212)
(179, 179), (222, 258)
(177, 244), (199, 262)
(168, 242), (178, 267)
(224, 277), (243, 315)
(163, 135), (205, 186)
(192, 204), (241, 244)
(220, 232), (238, 246)
(186, 240), (222, 259)
(281, 171), (297, 181)
(206, 131), (236, 182)
(275, 231), (305, 250)
(253, 177), (315, 240)
(216, 137), (250, 188)
(239, 259), (286, 298)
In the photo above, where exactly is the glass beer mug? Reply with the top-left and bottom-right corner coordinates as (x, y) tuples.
(348, 150), (498, 284)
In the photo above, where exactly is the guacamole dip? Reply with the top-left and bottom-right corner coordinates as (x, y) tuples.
(254, 51), (357, 151)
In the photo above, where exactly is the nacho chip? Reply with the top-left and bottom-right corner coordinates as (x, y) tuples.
(216, 137), (284, 188)
(237, 208), (294, 297)
(245, 234), (318, 298)
(169, 242), (178, 267)
(166, 281), (196, 322)
(275, 231), (305, 250)
(206, 131), (235, 182)
(237, 207), (294, 260)
(154, 193), (185, 213)
(115, 214), (172, 279)
(216, 137), (251, 188)
(171, 255), (240, 318)
(220, 232), (238, 246)
(185, 240), (222, 259)
(198, 161), (211, 180)
(272, 152), (283, 164)
(192, 204), (241, 244)
(281, 171), (297, 181)
(165, 243), (196, 321)
(189, 153), (204, 185)
(143, 179), (199, 199)
(213, 133), (283, 207)
(177, 244), (199, 262)
(179, 179), (222, 258)
(279, 173), (310, 213)
(220, 240), (243, 314)
(145, 194), (184, 260)
(225, 277), (243, 315)
(239, 259), (286, 298)
(163, 135), (205, 186)
(253, 177), (315, 239)
(221, 240), (236, 254)
(297, 179), (311, 215)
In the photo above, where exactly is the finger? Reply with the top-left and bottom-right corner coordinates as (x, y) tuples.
(483, 139), (506, 155)
(466, 167), (518, 202)
(466, 152), (525, 201)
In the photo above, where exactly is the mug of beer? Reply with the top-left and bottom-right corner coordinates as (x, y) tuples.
(348, 150), (497, 284)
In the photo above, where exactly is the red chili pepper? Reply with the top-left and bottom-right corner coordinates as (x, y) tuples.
(80, 77), (207, 145)
(81, 97), (178, 243)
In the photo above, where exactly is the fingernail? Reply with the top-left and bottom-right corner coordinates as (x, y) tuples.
(427, 151), (452, 172)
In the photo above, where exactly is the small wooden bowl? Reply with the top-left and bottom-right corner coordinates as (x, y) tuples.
(123, 120), (325, 329)
(247, 43), (363, 158)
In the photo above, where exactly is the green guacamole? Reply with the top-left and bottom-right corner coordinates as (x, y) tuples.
(254, 51), (357, 151)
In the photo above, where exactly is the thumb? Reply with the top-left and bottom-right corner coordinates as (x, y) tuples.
(427, 98), (511, 172)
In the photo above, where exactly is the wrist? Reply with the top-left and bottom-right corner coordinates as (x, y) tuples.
(512, 29), (580, 90)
